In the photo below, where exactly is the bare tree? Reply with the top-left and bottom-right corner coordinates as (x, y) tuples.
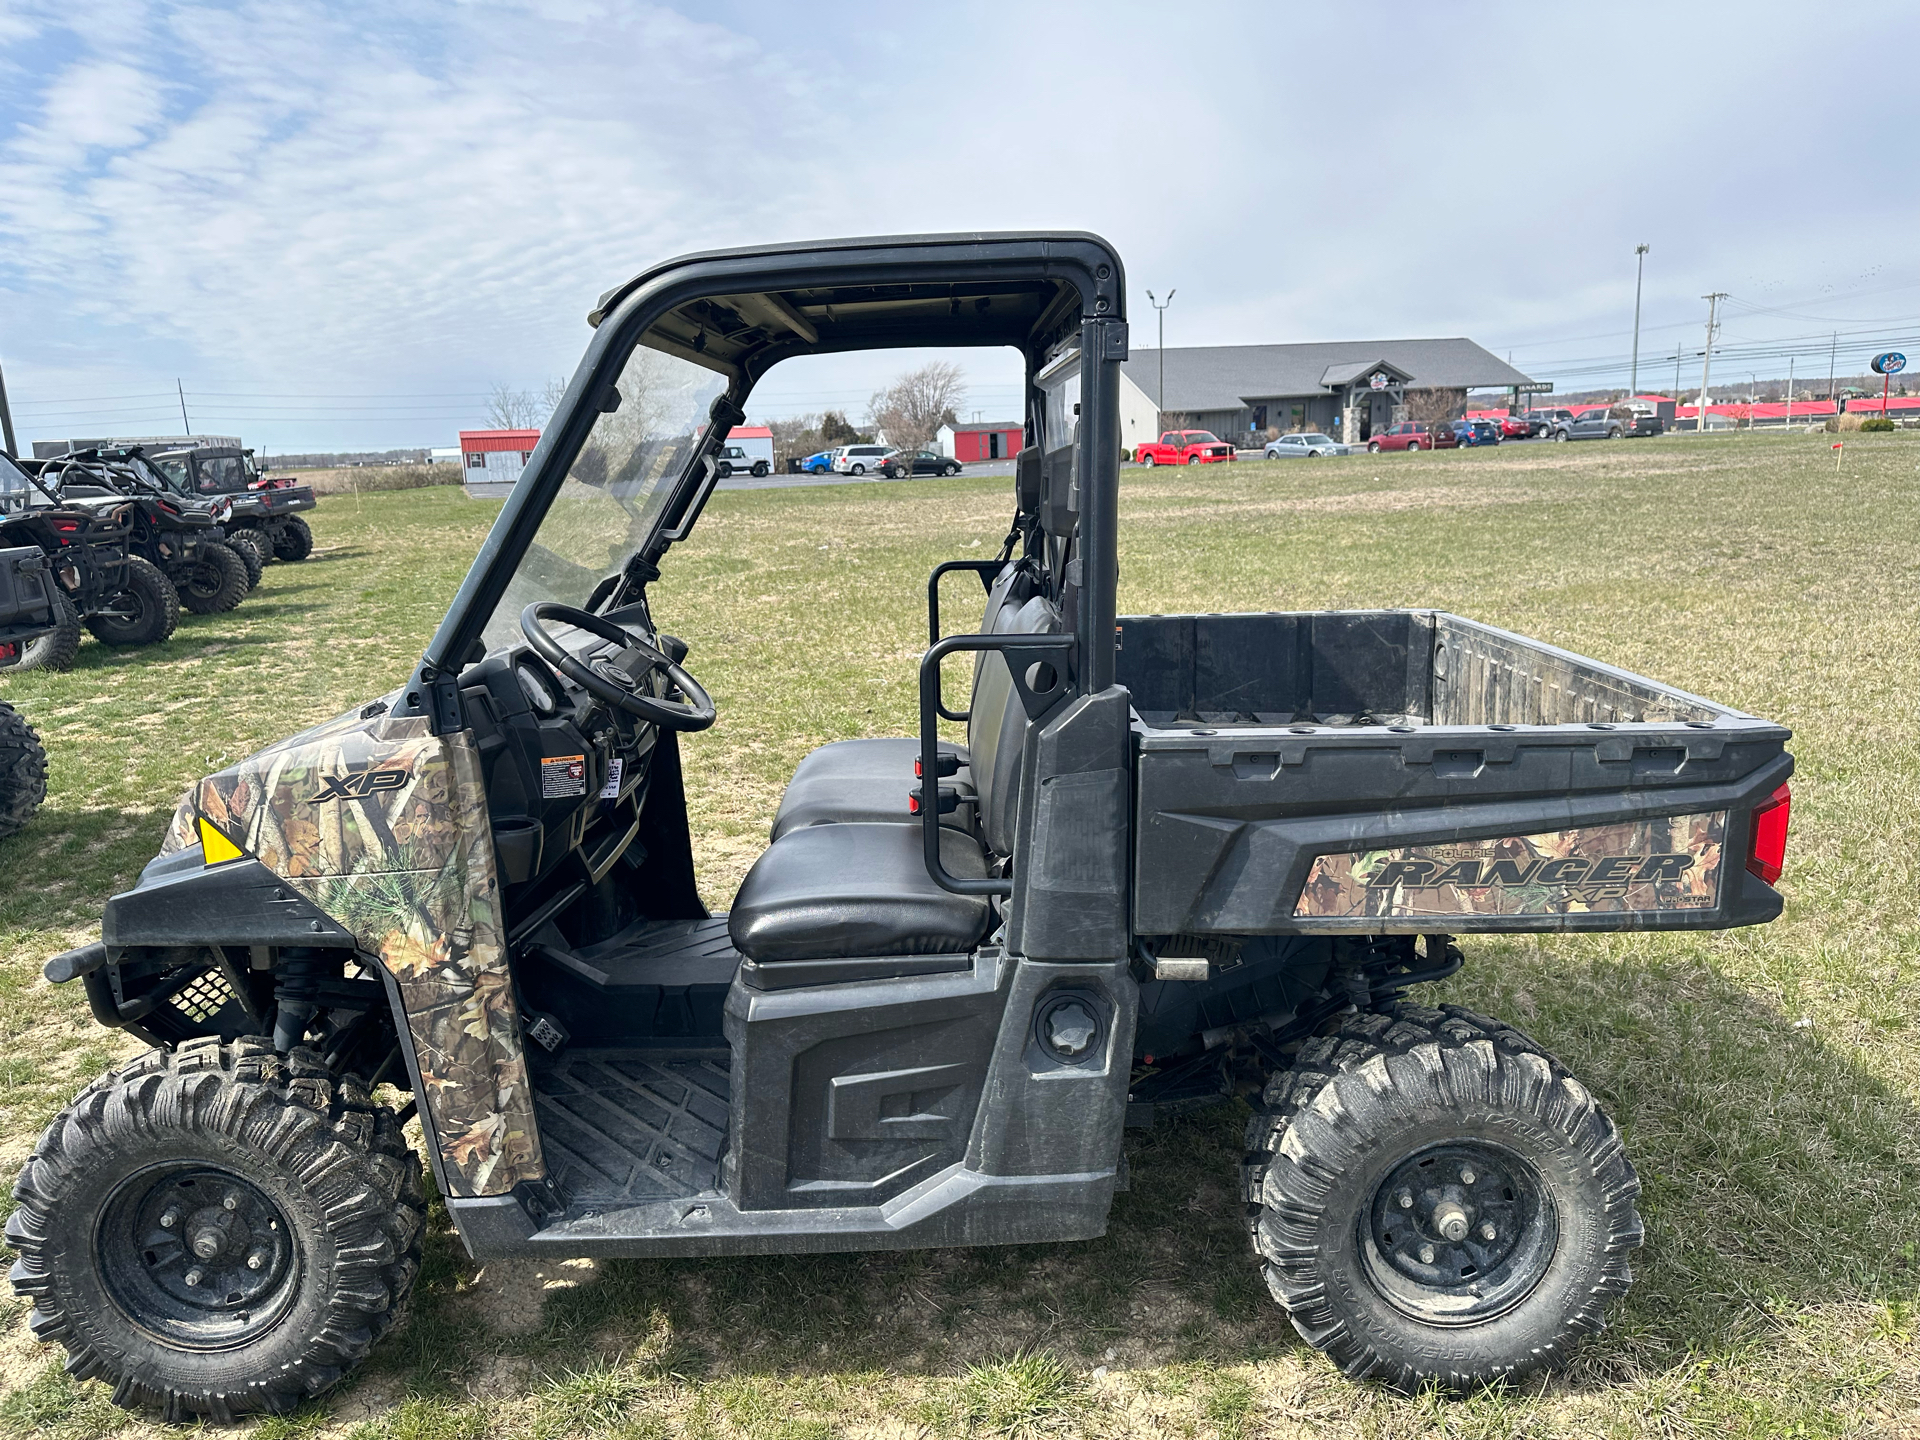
(868, 361), (967, 451)
(1404, 387), (1467, 435)
(486, 378), (569, 430)
(765, 413), (823, 466)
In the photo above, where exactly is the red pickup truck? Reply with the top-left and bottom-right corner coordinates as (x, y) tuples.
(1135, 429), (1235, 466)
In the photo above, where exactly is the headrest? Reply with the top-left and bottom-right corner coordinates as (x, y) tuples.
(1015, 446), (1042, 514)
(1038, 440), (1077, 540)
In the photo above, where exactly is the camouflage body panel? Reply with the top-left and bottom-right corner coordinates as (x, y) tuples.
(169, 698), (542, 1197)
(1294, 812), (1727, 922)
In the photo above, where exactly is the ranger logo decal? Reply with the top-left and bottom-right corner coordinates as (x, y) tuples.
(1293, 812), (1726, 920)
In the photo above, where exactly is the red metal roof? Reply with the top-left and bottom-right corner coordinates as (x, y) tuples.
(459, 429), (541, 452)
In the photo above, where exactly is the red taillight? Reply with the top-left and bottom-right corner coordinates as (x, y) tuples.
(1746, 783), (1791, 886)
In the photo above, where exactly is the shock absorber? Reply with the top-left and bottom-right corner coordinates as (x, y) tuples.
(271, 949), (337, 1052)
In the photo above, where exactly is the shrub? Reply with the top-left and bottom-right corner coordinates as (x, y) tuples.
(1859, 417), (1896, 432)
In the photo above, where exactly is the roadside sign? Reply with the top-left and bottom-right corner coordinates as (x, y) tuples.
(1870, 352), (1906, 374)
(1516, 381), (1554, 394)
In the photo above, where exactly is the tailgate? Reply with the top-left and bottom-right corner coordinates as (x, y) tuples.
(1119, 610), (1792, 936)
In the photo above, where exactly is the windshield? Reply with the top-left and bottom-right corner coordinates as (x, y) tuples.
(479, 342), (728, 653)
(1188, 432), (1221, 444)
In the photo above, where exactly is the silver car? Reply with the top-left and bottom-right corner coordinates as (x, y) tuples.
(1263, 432), (1350, 458)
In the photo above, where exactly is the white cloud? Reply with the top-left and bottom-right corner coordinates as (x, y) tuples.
(0, 0), (1916, 450)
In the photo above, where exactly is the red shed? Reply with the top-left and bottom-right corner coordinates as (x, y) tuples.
(460, 429), (540, 485)
(937, 420), (1023, 463)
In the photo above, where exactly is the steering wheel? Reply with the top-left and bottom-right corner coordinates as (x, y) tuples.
(519, 602), (716, 732)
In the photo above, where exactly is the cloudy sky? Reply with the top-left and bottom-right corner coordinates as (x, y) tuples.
(2, 0), (1916, 452)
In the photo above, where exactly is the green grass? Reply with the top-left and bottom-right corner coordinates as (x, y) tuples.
(1, 435), (1917, 1437)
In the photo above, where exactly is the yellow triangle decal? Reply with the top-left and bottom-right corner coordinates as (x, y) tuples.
(198, 816), (245, 865)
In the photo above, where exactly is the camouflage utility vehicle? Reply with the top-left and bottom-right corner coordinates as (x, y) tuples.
(0, 450), (177, 665)
(0, 544), (56, 835)
(20, 234), (1794, 1418)
(148, 445), (316, 564)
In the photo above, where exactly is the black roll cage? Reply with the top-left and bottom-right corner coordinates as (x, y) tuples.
(401, 233), (1128, 738)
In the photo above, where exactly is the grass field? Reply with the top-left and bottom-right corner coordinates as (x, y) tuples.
(0, 434), (1915, 1439)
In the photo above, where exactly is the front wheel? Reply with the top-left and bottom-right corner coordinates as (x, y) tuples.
(171, 542), (251, 615)
(1553, 430), (1569, 442)
(0, 699), (48, 838)
(8, 1038), (425, 1421)
(1140, 453), (1156, 467)
(271, 515), (313, 562)
(1186, 454), (1201, 466)
(1367, 441), (1382, 453)
(224, 531), (267, 588)
(943, 463), (959, 476)
(1244, 1005), (1641, 1392)
(85, 556), (179, 647)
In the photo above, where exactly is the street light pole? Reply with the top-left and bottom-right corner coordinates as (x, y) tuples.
(1145, 288), (1175, 418)
(0, 357), (16, 457)
(1630, 244), (1649, 396)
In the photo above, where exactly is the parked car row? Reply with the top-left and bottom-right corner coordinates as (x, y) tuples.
(794, 444), (964, 477)
(1362, 405), (1666, 452)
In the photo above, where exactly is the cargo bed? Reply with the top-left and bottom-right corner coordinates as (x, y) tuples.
(1117, 610), (1791, 936)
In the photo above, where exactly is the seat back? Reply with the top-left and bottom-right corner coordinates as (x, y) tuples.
(967, 592), (1059, 858)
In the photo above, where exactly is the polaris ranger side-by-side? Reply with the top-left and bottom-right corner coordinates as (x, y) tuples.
(16, 234), (1794, 1419)
(148, 445), (317, 563)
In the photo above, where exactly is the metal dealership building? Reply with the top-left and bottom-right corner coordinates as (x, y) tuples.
(1116, 339), (1539, 450)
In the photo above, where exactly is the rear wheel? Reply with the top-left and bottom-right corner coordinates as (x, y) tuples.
(17, 586), (82, 672)
(85, 556), (179, 647)
(850, 463), (865, 476)
(170, 543), (250, 615)
(751, 461), (769, 477)
(1407, 440), (1421, 451)
(0, 699), (48, 838)
(271, 516), (313, 562)
(1243, 1005), (1641, 1392)
(8, 1038), (425, 1421)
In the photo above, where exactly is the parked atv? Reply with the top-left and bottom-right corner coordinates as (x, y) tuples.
(0, 544), (55, 835)
(0, 451), (177, 662)
(34, 451), (256, 613)
(20, 235), (1794, 1418)
(148, 445), (316, 563)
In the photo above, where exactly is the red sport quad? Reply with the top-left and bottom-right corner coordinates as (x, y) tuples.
(19, 233), (1792, 1418)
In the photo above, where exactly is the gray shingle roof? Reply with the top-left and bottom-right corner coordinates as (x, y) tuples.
(1121, 339), (1533, 410)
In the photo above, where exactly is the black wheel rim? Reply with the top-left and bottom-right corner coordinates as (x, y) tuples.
(93, 588), (150, 633)
(98, 1164), (301, 1349)
(1360, 1140), (1557, 1325)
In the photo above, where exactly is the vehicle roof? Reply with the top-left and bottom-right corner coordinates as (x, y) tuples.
(586, 231), (1121, 380)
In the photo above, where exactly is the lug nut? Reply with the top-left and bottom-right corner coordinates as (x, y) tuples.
(183, 1268), (204, 1288)
(1418, 1245), (1435, 1264)
(1460, 1167), (1477, 1185)
(222, 1191), (242, 1212)
(246, 1247), (270, 1272)
(159, 1209), (179, 1229)
(1397, 1190), (1413, 1209)
(1479, 1222), (1497, 1241)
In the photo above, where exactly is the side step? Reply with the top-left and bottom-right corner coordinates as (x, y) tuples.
(529, 1047), (730, 1205)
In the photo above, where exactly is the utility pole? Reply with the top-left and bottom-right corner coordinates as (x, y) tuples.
(0, 357), (16, 457)
(1145, 288), (1175, 418)
(177, 379), (191, 435)
(1785, 356), (1793, 429)
(1673, 343), (1682, 401)
(1697, 293), (1726, 432)
(1630, 244), (1650, 396)
(1826, 331), (1837, 405)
